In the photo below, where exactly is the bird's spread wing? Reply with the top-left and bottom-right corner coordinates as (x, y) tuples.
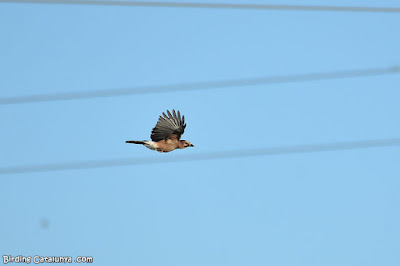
(151, 110), (186, 142)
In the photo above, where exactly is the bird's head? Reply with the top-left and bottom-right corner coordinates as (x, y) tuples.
(180, 140), (194, 148)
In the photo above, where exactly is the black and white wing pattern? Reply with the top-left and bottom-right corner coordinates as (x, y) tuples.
(150, 110), (186, 142)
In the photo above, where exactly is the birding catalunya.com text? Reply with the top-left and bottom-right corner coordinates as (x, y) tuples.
(2, 255), (93, 264)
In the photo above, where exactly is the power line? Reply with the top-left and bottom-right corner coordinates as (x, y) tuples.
(1, 0), (400, 13)
(1, 66), (398, 105)
(1, 138), (399, 174)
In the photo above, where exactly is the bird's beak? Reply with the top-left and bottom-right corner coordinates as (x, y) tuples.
(190, 144), (194, 147)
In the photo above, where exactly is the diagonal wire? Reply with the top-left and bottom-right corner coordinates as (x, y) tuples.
(1, 138), (399, 174)
(1, 0), (400, 13)
(1, 66), (399, 105)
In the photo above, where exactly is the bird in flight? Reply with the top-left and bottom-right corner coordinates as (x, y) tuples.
(126, 109), (194, 152)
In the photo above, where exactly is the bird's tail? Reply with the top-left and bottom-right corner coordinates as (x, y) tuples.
(125, 140), (145, 144)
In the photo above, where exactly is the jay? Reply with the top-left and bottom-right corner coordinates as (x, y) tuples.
(126, 110), (194, 152)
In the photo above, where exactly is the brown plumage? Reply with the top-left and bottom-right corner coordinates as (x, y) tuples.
(125, 110), (194, 153)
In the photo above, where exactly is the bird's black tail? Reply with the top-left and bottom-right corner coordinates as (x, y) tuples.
(125, 140), (145, 144)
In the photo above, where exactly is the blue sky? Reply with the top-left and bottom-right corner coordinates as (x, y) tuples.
(1, 1), (399, 265)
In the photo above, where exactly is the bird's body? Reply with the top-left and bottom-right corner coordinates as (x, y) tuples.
(125, 140), (187, 152)
(126, 110), (194, 153)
